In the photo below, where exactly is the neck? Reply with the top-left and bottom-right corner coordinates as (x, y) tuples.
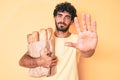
(54, 30), (71, 38)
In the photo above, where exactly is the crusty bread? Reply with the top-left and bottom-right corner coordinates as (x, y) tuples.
(27, 34), (32, 44)
(39, 29), (47, 41)
(32, 31), (39, 42)
(27, 31), (39, 44)
(27, 28), (56, 77)
(46, 28), (53, 40)
(28, 28), (56, 77)
(39, 29), (49, 56)
(46, 28), (56, 76)
(39, 28), (55, 76)
(46, 28), (55, 56)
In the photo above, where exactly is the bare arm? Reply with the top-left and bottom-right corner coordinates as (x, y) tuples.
(19, 51), (57, 68)
(19, 51), (41, 68)
(19, 30), (57, 68)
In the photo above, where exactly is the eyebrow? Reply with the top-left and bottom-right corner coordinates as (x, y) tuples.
(57, 13), (71, 17)
(65, 15), (71, 18)
(57, 13), (62, 15)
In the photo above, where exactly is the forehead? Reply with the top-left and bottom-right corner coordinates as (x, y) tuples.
(57, 11), (71, 16)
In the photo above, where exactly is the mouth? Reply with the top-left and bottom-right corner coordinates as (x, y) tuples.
(59, 24), (65, 27)
(58, 22), (66, 26)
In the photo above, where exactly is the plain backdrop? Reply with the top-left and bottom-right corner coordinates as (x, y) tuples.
(0, 0), (120, 80)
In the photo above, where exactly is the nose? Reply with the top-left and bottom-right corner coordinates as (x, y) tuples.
(61, 16), (65, 23)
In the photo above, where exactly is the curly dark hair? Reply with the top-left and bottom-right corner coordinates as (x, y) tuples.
(53, 2), (77, 20)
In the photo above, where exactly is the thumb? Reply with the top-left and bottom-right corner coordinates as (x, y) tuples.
(65, 42), (76, 48)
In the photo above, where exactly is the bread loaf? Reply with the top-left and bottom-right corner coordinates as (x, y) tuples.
(28, 28), (56, 77)
(46, 28), (56, 76)
(39, 29), (51, 76)
(39, 29), (47, 41)
(46, 28), (53, 40)
(46, 28), (55, 56)
(27, 34), (32, 44)
(32, 31), (39, 42)
(27, 31), (39, 44)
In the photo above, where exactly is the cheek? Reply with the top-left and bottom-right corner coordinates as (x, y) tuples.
(65, 21), (72, 26)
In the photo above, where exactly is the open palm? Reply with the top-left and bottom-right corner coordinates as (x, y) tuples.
(65, 13), (98, 52)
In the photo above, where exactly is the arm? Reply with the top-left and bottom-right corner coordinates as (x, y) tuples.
(19, 29), (57, 68)
(19, 51), (41, 68)
(19, 51), (57, 68)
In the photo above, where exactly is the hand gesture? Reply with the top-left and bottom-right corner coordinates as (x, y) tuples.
(65, 13), (98, 57)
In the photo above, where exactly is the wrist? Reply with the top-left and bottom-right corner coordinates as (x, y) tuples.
(35, 57), (43, 66)
(80, 49), (95, 58)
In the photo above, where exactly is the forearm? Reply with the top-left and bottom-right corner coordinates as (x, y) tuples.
(19, 52), (41, 68)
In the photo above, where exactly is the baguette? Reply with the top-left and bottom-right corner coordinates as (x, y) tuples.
(46, 28), (56, 76)
(32, 31), (39, 42)
(46, 28), (55, 56)
(27, 34), (32, 44)
(27, 31), (39, 44)
(39, 29), (47, 41)
(28, 28), (56, 77)
(46, 28), (53, 40)
(39, 28), (51, 76)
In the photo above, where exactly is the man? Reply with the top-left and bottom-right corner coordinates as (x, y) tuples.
(19, 2), (98, 80)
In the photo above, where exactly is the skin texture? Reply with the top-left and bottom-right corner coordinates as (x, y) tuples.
(65, 13), (98, 57)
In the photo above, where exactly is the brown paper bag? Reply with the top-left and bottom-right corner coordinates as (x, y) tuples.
(28, 28), (56, 77)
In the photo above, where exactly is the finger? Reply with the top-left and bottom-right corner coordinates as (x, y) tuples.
(32, 31), (39, 42)
(65, 42), (76, 48)
(82, 13), (87, 31)
(27, 34), (32, 44)
(51, 63), (57, 66)
(51, 56), (57, 60)
(52, 59), (57, 63)
(74, 17), (81, 33)
(86, 14), (91, 31)
(92, 20), (97, 32)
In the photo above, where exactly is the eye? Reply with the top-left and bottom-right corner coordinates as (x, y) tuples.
(65, 15), (71, 20)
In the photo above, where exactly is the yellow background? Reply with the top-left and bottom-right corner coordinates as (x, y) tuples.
(0, 0), (120, 80)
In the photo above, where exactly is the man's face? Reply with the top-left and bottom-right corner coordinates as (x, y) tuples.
(54, 11), (73, 32)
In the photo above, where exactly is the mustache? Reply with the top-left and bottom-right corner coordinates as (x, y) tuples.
(58, 22), (67, 26)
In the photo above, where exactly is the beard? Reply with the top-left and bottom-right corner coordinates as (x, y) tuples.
(55, 21), (71, 32)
